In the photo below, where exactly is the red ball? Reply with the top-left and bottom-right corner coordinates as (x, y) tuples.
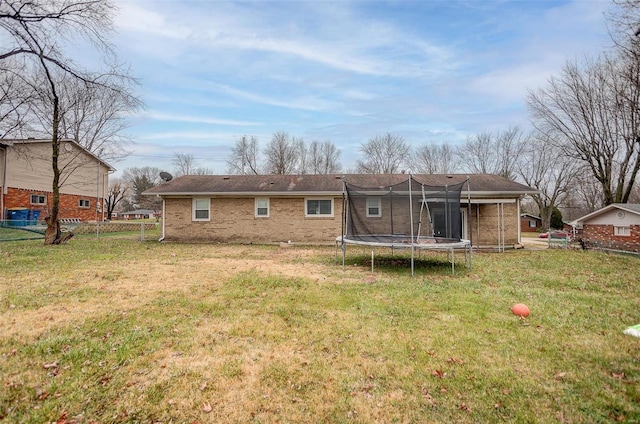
(512, 303), (530, 317)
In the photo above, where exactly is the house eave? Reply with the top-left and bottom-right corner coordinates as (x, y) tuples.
(573, 203), (640, 224)
(144, 190), (532, 199)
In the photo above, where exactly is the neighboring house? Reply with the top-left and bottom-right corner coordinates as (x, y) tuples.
(572, 204), (640, 253)
(520, 213), (542, 232)
(116, 209), (159, 220)
(0, 138), (114, 222)
(144, 174), (536, 249)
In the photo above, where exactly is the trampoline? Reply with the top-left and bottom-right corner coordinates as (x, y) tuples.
(337, 175), (472, 275)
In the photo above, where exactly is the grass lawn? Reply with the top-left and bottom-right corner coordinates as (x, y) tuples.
(1, 238), (639, 423)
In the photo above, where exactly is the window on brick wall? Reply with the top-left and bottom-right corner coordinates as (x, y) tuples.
(529, 220), (537, 228)
(305, 198), (333, 217)
(614, 226), (630, 236)
(30, 194), (46, 205)
(79, 199), (90, 208)
(192, 198), (210, 221)
(255, 198), (269, 217)
(366, 197), (381, 217)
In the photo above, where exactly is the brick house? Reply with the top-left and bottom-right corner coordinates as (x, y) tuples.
(0, 138), (113, 222)
(573, 204), (640, 253)
(520, 213), (542, 232)
(144, 174), (536, 249)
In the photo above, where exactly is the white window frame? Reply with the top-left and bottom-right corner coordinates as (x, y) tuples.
(255, 197), (270, 218)
(78, 199), (90, 208)
(192, 198), (211, 221)
(529, 220), (537, 228)
(305, 198), (333, 217)
(614, 226), (630, 236)
(30, 194), (46, 205)
(366, 197), (381, 217)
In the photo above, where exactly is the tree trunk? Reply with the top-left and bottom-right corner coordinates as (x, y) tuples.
(44, 96), (67, 245)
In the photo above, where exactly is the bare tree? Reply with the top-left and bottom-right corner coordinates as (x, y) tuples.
(226, 135), (259, 175)
(516, 133), (580, 231)
(56, 77), (138, 163)
(410, 142), (459, 174)
(0, 0), (139, 244)
(264, 131), (300, 175)
(104, 178), (127, 220)
(173, 152), (214, 175)
(295, 137), (307, 174)
(528, 55), (640, 205)
(307, 140), (342, 174)
(356, 133), (410, 174)
(0, 58), (33, 139)
(172, 152), (198, 177)
(458, 127), (526, 179)
(121, 166), (162, 211)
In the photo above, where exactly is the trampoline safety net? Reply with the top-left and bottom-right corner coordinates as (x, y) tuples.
(343, 176), (464, 244)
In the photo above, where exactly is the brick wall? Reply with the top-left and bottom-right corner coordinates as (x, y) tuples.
(163, 196), (521, 246)
(164, 197), (343, 243)
(520, 217), (541, 233)
(3, 187), (104, 221)
(583, 224), (640, 252)
(469, 203), (519, 247)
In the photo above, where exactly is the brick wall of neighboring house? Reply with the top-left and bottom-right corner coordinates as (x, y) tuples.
(163, 196), (521, 246)
(3, 187), (103, 221)
(520, 217), (541, 233)
(583, 224), (640, 252)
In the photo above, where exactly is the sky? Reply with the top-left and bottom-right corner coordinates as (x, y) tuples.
(106, 0), (613, 178)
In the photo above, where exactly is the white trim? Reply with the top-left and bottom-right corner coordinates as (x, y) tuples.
(614, 226), (631, 236)
(366, 197), (381, 217)
(30, 194), (46, 205)
(305, 197), (334, 217)
(79, 199), (90, 208)
(192, 197), (210, 221)
(255, 197), (270, 218)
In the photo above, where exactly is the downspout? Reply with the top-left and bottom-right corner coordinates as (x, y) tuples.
(95, 161), (100, 222)
(158, 197), (166, 241)
(409, 176), (415, 276)
(467, 177), (472, 270)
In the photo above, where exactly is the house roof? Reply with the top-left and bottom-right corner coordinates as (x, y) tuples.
(521, 213), (541, 220)
(1, 138), (115, 171)
(144, 174), (536, 198)
(572, 203), (640, 225)
(119, 209), (156, 215)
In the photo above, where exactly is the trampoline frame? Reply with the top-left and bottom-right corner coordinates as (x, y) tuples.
(338, 175), (473, 275)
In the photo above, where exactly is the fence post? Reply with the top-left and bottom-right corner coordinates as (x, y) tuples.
(140, 222), (145, 241)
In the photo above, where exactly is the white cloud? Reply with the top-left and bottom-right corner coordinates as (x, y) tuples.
(142, 111), (262, 127)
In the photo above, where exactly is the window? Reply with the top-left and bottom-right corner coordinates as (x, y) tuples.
(305, 198), (333, 217)
(366, 197), (381, 217)
(192, 198), (210, 221)
(255, 198), (269, 217)
(614, 226), (630, 236)
(79, 199), (90, 208)
(529, 220), (537, 228)
(30, 194), (46, 205)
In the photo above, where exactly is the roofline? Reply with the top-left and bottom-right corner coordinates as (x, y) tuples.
(573, 203), (640, 224)
(144, 190), (532, 198)
(3, 138), (115, 172)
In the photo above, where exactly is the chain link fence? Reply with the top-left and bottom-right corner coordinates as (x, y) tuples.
(0, 220), (160, 242)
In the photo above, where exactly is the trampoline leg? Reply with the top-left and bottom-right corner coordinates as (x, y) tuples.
(451, 249), (454, 275)
(371, 249), (374, 273)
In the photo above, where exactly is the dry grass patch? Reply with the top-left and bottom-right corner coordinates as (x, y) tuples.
(1, 239), (639, 422)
